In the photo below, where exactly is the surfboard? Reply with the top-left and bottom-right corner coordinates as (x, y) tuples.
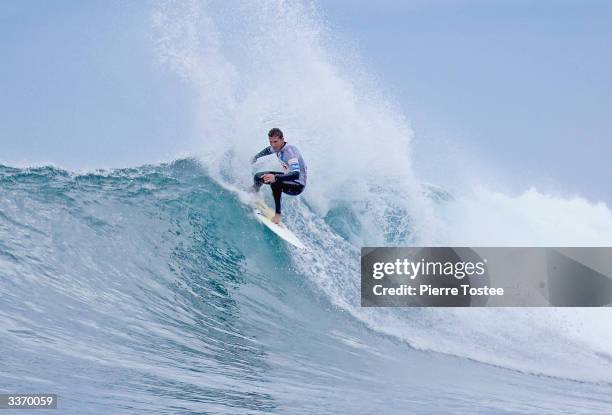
(251, 199), (306, 249)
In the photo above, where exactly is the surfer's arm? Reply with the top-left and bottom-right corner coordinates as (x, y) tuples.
(252, 146), (273, 163)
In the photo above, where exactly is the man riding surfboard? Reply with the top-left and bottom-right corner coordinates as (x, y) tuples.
(251, 128), (307, 224)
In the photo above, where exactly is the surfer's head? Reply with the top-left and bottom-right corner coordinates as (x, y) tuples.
(268, 128), (285, 152)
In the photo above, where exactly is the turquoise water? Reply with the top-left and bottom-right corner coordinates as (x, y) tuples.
(1, 159), (611, 414)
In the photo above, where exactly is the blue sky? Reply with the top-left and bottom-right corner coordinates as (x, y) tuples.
(0, 1), (196, 168)
(1, 0), (611, 204)
(321, 0), (612, 204)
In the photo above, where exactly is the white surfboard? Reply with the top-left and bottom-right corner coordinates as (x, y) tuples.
(252, 199), (306, 249)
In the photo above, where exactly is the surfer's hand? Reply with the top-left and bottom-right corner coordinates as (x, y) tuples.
(262, 173), (276, 183)
(251, 156), (257, 164)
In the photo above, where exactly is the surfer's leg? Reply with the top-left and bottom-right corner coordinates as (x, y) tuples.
(252, 171), (267, 191)
(268, 181), (303, 221)
(253, 171), (282, 192)
(281, 181), (305, 196)
(271, 181), (283, 214)
(262, 178), (303, 215)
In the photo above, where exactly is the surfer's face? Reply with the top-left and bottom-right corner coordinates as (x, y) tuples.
(269, 136), (284, 152)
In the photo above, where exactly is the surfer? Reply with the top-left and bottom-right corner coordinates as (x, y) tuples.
(251, 128), (307, 224)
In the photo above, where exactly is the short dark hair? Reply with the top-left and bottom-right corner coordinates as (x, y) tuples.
(268, 127), (284, 139)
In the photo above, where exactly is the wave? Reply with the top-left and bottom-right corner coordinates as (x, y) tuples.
(2, 0), (612, 412)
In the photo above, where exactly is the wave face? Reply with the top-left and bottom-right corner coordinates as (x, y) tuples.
(3, 0), (612, 413)
(148, 0), (612, 384)
(1, 161), (612, 414)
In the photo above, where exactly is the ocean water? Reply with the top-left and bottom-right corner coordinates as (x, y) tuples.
(1, 160), (611, 414)
(2, 0), (612, 413)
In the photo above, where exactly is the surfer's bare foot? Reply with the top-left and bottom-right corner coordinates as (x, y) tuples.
(271, 214), (281, 224)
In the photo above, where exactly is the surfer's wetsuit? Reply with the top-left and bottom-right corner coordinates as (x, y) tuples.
(252, 143), (307, 214)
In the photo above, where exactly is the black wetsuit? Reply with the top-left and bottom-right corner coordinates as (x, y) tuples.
(252, 143), (307, 214)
